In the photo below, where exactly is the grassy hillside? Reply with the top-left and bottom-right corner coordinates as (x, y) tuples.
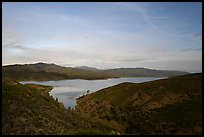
(2, 63), (188, 81)
(2, 63), (118, 81)
(2, 73), (202, 135)
(76, 73), (202, 135)
(103, 68), (189, 77)
(2, 78), (113, 135)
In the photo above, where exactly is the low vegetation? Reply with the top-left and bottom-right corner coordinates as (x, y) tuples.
(2, 62), (188, 81)
(2, 73), (202, 135)
(76, 73), (202, 135)
(2, 78), (113, 135)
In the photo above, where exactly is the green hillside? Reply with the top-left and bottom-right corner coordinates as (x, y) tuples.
(76, 73), (202, 135)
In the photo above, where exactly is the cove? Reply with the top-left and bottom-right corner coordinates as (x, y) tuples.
(20, 77), (165, 109)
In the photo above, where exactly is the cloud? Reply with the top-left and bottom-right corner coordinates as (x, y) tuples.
(181, 47), (202, 52)
(3, 29), (23, 48)
(195, 32), (202, 40)
(114, 2), (164, 32)
(142, 59), (202, 72)
(105, 55), (147, 63)
(2, 3), (202, 72)
(3, 29), (20, 39)
(112, 58), (147, 63)
(3, 42), (21, 48)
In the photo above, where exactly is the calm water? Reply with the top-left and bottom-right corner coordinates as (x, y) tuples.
(20, 77), (165, 109)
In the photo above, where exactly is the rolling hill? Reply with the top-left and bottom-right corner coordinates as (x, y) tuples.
(2, 71), (201, 135)
(2, 78), (113, 135)
(76, 73), (202, 135)
(2, 63), (117, 81)
(103, 67), (188, 77)
(2, 62), (189, 81)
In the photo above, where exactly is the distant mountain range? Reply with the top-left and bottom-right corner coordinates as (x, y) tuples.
(75, 66), (101, 71)
(2, 62), (189, 81)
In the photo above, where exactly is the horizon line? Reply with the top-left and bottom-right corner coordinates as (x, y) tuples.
(2, 62), (200, 73)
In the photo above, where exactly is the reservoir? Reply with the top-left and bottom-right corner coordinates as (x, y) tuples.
(20, 77), (165, 109)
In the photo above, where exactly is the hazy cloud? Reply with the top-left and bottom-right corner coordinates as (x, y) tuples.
(115, 2), (164, 32)
(3, 29), (22, 46)
(2, 29), (33, 52)
(181, 47), (202, 52)
(2, 3), (202, 72)
(195, 32), (202, 40)
(97, 55), (148, 63)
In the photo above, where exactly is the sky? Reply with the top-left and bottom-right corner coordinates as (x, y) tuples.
(2, 2), (202, 72)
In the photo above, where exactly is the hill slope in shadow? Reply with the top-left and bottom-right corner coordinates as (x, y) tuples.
(76, 73), (202, 135)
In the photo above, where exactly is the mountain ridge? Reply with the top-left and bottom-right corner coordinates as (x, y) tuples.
(2, 62), (189, 81)
(2, 62), (190, 72)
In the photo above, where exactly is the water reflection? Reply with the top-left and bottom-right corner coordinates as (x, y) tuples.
(20, 77), (165, 108)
